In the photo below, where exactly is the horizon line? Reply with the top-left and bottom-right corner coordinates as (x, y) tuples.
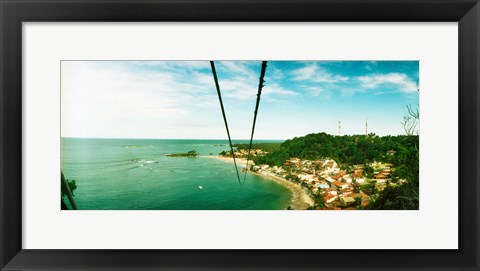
(60, 132), (413, 141)
(60, 136), (287, 141)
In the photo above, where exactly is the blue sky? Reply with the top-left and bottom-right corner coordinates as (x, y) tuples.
(61, 61), (419, 140)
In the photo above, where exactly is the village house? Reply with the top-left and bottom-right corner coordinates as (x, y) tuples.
(259, 164), (270, 172)
(318, 181), (330, 190)
(323, 190), (338, 204)
(360, 193), (371, 207)
(272, 166), (286, 175)
(375, 179), (388, 190)
(247, 152), (398, 210)
(355, 178), (366, 185)
(340, 196), (356, 205)
(332, 181), (351, 190)
(374, 173), (387, 179)
(342, 174), (353, 183)
(297, 174), (317, 184)
(353, 169), (363, 178)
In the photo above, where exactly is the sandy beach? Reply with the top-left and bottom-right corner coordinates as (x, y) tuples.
(203, 155), (315, 210)
(204, 155), (251, 167)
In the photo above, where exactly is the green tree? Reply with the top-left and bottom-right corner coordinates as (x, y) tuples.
(61, 172), (78, 210)
(187, 150), (199, 157)
(61, 179), (77, 197)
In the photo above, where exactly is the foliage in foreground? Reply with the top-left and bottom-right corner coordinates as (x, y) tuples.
(61, 179), (77, 197)
(61, 177), (77, 210)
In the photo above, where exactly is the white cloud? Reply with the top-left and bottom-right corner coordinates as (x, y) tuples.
(217, 61), (258, 77)
(129, 60), (210, 71)
(303, 86), (326, 97)
(291, 64), (349, 83)
(263, 83), (298, 97)
(357, 73), (418, 92)
(219, 78), (257, 100)
(292, 64), (317, 81)
(61, 61), (220, 138)
(266, 66), (285, 80)
(317, 74), (349, 83)
(214, 62), (297, 101)
(217, 77), (298, 102)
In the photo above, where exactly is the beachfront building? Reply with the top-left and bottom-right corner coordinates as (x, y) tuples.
(247, 151), (400, 209)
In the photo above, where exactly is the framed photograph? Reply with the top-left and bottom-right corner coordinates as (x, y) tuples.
(59, 59), (419, 212)
(1, 0), (479, 270)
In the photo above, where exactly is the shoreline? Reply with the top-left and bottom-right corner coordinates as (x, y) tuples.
(202, 155), (251, 167)
(203, 155), (315, 210)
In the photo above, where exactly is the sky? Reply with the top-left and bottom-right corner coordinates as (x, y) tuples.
(61, 60), (419, 140)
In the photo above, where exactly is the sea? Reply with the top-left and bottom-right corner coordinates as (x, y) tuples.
(61, 138), (292, 210)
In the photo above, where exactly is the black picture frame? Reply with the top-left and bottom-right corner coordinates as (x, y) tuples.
(1, 0), (479, 270)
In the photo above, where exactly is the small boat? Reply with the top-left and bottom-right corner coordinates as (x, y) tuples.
(198, 186), (203, 189)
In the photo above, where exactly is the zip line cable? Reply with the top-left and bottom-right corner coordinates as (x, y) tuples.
(243, 61), (268, 184)
(210, 61), (242, 185)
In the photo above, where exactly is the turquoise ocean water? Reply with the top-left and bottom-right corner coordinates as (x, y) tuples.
(61, 138), (292, 210)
